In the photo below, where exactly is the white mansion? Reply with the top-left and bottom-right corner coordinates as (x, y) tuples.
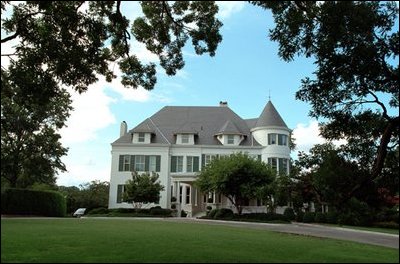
(108, 101), (291, 216)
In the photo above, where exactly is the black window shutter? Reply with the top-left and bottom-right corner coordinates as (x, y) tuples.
(201, 154), (205, 168)
(156, 156), (161, 172)
(171, 156), (177, 172)
(145, 156), (150, 171)
(130, 155), (135, 171)
(193, 156), (199, 172)
(119, 155), (124, 171)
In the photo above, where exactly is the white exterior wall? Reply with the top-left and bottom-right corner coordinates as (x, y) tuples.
(109, 144), (263, 209)
(108, 144), (170, 209)
(252, 126), (291, 174)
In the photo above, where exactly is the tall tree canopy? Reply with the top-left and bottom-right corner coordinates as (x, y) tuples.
(1, 1), (222, 92)
(253, 1), (399, 195)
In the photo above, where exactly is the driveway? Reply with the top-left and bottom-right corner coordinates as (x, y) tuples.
(163, 218), (399, 249)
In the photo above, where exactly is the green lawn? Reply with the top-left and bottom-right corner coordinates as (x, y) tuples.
(1, 218), (398, 263)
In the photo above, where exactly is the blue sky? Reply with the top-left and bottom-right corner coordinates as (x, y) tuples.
(2, 2), (396, 187)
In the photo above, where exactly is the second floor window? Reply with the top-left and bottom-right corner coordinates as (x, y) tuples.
(186, 156), (200, 172)
(171, 156), (184, 172)
(135, 155), (146, 171)
(268, 133), (277, 145)
(278, 134), (288, 146)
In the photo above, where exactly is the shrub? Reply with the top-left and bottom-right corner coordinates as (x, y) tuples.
(302, 212), (315, 223)
(283, 207), (295, 221)
(208, 209), (218, 218)
(314, 212), (326, 223)
(325, 211), (338, 224)
(214, 208), (234, 219)
(1, 188), (66, 217)
(295, 210), (304, 222)
(87, 207), (109, 215)
(149, 206), (172, 216)
(372, 221), (399, 229)
(181, 210), (187, 217)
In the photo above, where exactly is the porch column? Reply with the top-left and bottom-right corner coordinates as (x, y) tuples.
(176, 181), (181, 217)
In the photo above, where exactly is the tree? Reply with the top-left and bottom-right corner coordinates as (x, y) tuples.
(58, 180), (110, 214)
(124, 171), (165, 208)
(252, 1), (399, 198)
(1, 61), (72, 188)
(195, 153), (275, 215)
(1, 1), (222, 92)
(295, 143), (368, 212)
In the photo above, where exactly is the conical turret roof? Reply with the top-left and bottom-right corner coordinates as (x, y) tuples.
(255, 101), (288, 128)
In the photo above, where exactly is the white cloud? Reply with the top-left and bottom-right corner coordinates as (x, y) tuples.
(59, 84), (116, 145)
(292, 119), (346, 156)
(216, 1), (246, 19)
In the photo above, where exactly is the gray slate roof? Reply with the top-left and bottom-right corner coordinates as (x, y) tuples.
(255, 101), (288, 128)
(113, 101), (287, 146)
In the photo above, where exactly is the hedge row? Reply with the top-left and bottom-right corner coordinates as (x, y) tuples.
(1, 188), (66, 217)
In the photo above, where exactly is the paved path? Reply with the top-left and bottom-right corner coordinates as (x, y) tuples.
(162, 218), (399, 249)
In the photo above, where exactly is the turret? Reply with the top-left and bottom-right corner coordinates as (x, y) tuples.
(251, 101), (290, 175)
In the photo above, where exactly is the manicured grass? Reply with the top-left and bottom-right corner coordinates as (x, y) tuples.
(1, 218), (398, 263)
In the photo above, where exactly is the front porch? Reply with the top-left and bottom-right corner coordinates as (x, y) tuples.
(170, 176), (270, 217)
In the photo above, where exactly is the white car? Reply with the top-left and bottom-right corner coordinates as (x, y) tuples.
(73, 208), (86, 218)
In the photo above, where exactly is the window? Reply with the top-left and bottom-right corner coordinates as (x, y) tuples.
(149, 156), (157, 172)
(268, 157), (277, 171)
(171, 156), (184, 172)
(138, 132), (145, 142)
(123, 155), (131, 171)
(119, 155), (160, 172)
(227, 135), (234, 144)
(268, 133), (277, 145)
(204, 154), (217, 167)
(186, 156), (200, 172)
(278, 134), (288, 146)
(181, 134), (189, 144)
(279, 158), (288, 175)
(117, 185), (125, 203)
(185, 186), (191, 204)
(135, 155), (146, 171)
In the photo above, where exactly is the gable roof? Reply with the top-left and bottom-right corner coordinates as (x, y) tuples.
(216, 120), (244, 135)
(255, 101), (288, 128)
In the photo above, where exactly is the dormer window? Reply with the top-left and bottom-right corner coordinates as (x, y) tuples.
(175, 133), (195, 145)
(227, 135), (234, 144)
(181, 134), (189, 144)
(138, 132), (145, 142)
(132, 132), (152, 143)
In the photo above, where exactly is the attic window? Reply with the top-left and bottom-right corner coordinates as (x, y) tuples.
(138, 132), (145, 142)
(181, 134), (189, 144)
(227, 135), (234, 144)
